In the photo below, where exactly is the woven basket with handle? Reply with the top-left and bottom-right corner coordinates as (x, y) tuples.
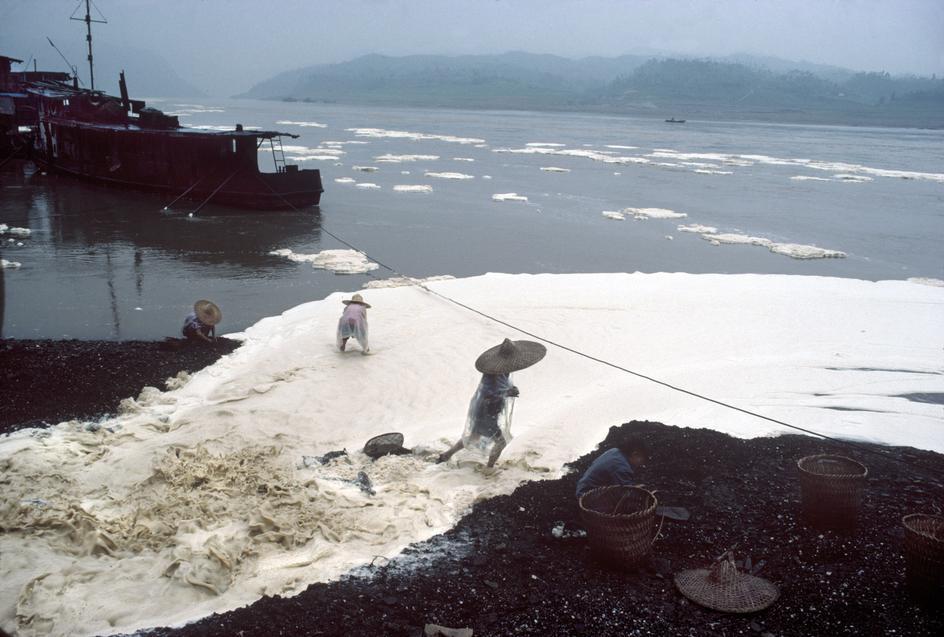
(579, 485), (658, 568)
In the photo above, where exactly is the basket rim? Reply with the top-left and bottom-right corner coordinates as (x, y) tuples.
(797, 453), (868, 479)
(902, 513), (944, 540)
(578, 484), (658, 519)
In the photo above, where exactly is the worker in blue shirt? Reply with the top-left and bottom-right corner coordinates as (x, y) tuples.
(576, 437), (649, 501)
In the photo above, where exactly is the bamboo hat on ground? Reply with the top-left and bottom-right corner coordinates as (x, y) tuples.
(674, 557), (780, 613)
(363, 432), (411, 459)
(194, 300), (222, 325)
(475, 338), (547, 374)
(342, 293), (371, 308)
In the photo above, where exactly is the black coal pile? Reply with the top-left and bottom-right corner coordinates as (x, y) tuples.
(145, 421), (944, 637)
(0, 338), (239, 435)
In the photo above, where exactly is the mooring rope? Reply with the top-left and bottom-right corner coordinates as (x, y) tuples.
(161, 176), (206, 212)
(150, 178), (944, 480)
(187, 169), (241, 216)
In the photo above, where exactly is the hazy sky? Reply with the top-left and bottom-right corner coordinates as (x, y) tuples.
(3, 0), (943, 96)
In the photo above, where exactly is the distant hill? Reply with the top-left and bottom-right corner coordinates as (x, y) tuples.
(241, 52), (943, 128)
(595, 59), (944, 127)
(239, 52), (648, 109)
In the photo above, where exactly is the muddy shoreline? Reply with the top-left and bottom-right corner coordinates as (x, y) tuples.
(1, 340), (941, 636)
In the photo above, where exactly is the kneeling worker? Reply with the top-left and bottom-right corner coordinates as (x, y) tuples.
(182, 299), (221, 344)
(575, 436), (649, 501)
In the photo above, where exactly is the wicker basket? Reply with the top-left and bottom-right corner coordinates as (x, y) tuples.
(902, 513), (944, 604)
(579, 485), (658, 568)
(797, 454), (868, 530)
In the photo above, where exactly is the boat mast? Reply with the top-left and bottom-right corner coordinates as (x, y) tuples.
(70, 0), (106, 90)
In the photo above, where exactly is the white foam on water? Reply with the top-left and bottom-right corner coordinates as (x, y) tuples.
(345, 128), (485, 145)
(186, 125), (260, 132)
(425, 172), (474, 180)
(700, 233), (846, 260)
(605, 145), (638, 150)
(355, 183), (381, 190)
(492, 193), (528, 202)
(333, 178), (356, 184)
(702, 233), (774, 247)
(352, 166), (378, 172)
(650, 149), (944, 183)
(482, 175), (493, 180)
(269, 248), (378, 274)
(453, 157), (475, 162)
(321, 141), (370, 146)
(0, 273), (941, 637)
(363, 275), (456, 289)
(525, 142), (565, 147)
(908, 278), (944, 287)
(260, 145), (344, 157)
(678, 224), (718, 234)
(275, 120), (327, 128)
(374, 154), (440, 162)
(493, 146), (649, 167)
(624, 207), (688, 220)
(790, 176), (832, 182)
(1, 259), (22, 269)
(665, 235), (674, 241)
(768, 243), (847, 259)
(400, 171), (411, 175)
(693, 169), (734, 175)
(287, 155), (341, 162)
(833, 174), (874, 182)
(601, 211), (626, 221)
(540, 167), (571, 173)
(0, 224), (31, 237)
(166, 105), (226, 116)
(392, 185), (433, 193)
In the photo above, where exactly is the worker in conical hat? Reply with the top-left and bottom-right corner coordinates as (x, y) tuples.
(337, 293), (371, 354)
(438, 338), (546, 468)
(182, 300), (221, 344)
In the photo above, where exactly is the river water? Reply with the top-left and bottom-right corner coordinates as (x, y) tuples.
(1, 99), (942, 339)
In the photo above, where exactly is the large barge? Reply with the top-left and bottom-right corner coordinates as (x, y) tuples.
(27, 81), (323, 210)
(3, 0), (322, 210)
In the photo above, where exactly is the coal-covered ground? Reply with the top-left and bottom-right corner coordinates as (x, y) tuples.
(0, 338), (239, 435)
(146, 421), (944, 637)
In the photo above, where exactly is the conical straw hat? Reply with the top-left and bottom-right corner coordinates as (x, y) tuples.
(342, 293), (371, 308)
(674, 558), (779, 613)
(363, 432), (410, 459)
(194, 300), (222, 325)
(475, 338), (547, 374)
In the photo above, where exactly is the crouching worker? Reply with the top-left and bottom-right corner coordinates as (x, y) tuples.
(438, 338), (546, 468)
(575, 436), (649, 501)
(182, 299), (221, 344)
(337, 294), (370, 354)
